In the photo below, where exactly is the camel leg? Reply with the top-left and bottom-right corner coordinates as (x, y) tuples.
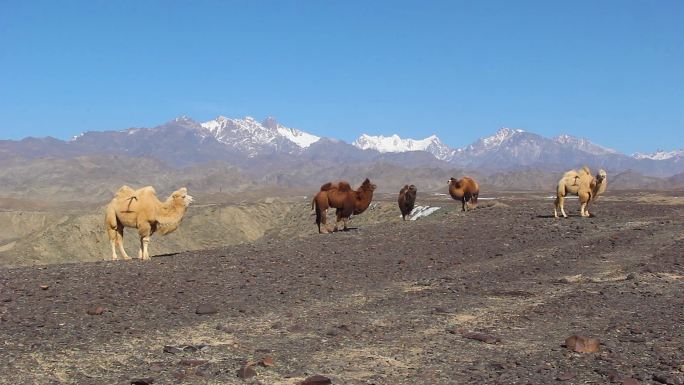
(461, 197), (467, 212)
(140, 236), (151, 260)
(138, 223), (152, 260)
(106, 226), (118, 260)
(553, 196), (559, 218)
(333, 211), (342, 232)
(342, 217), (349, 231)
(116, 226), (131, 260)
(320, 211), (329, 233)
(579, 192), (590, 217)
(558, 195), (567, 218)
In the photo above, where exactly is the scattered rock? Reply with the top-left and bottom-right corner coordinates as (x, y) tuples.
(148, 363), (163, 372)
(179, 359), (207, 367)
(86, 306), (106, 315)
(621, 378), (640, 385)
(130, 378), (154, 385)
(462, 331), (500, 344)
(260, 356), (274, 367)
(163, 345), (183, 354)
(300, 374), (332, 385)
(236, 364), (257, 379)
(216, 324), (235, 333)
(565, 335), (600, 353)
(557, 372), (576, 381)
(39, 285), (49, 290)
(195, 304), (218, 315)
(432, 306), (450, 314)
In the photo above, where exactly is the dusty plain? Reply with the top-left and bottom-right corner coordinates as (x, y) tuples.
(0, 191), (683, 384)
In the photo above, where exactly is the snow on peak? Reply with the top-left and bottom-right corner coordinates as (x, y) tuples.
(353, 133), (439, 153)
(352, 133), (455, 161)
(633, 149), (684, 160)
(554, 134), (618, 155)
(480, 127), (525, 148)
(199, 115), (320, 155)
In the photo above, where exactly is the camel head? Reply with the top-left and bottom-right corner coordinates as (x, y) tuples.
(170, 187), (193, 207)
(408, 184), (417, 193)
(447, 177), (459, 187)
(360, 178), (377, 192)
(596, 169), (607, 183)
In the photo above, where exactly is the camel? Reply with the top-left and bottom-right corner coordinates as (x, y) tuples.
(311, 178), (377, 233)
(105, 186), (193, 260)
(554, 167), (607, 218)
(398, 184), (417, 220)
(447, 176), (480, 211)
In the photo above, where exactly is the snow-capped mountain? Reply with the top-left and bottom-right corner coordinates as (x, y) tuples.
(554, 134), (618, 155)
(633, 149), (684, 161)
(200, 116), (320, 156)
(463, 127), (526, 155)
(4, 115), (684, 177)
(352, 134), (456, 161)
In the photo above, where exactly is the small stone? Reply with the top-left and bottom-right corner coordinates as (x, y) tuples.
(149, 363), (163, 372)
(172, 371), (187, 380)
(163, 345), (183, 354)
(216, 324), (234, 333)
(86, 306), (106, 315)
(557, 372), (576, 381)
(300, 374), (332, 385)
(130, 378), (154, 385)
(565, 335), (600, 353)
(182, 345), (198, 352)
(621, 379), (640, 385)
(260, 356), (274, 367)
(40, 285), (49, 290)
(195, 304), (217, 315)
(179, 359), (207, 367)
(462, 331), (500, 344)
(236, 364), (257, 379)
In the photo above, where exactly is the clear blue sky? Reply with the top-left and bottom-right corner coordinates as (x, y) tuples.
(1, 1), (682, 153)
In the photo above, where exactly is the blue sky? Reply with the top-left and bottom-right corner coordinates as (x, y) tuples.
(1, 1), (682, 153)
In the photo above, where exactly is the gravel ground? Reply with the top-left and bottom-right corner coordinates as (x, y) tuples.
(1, 192), (682, 385)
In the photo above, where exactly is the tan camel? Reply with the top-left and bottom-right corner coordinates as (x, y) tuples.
(311, 178), (376, 233)
(447, 176), (480, 211)
(554, 167), (607, 218)
(105, 186), (193, 260)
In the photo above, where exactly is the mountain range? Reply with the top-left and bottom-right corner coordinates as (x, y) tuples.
(3, 115), (682, 176)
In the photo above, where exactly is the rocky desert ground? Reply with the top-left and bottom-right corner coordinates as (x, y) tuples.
(0, 191), (683, 384)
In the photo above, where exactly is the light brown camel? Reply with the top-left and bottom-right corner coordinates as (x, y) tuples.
(105, 186), (193, 260)
(554, 167), (607, 218)
(447, 176), (480, 211)
(311, 178), (377, 233)
(398, 184), (417, 220)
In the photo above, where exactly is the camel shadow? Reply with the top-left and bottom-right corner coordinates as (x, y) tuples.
(332, 227), (359, 232)
(153, 252), (180, 259)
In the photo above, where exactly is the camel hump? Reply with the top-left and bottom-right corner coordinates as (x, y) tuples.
(115, 185), (136, 198)
(138, 186), (157, 196)
(580, 166), (591, 176)
(320, 182), (335, 191)
(562, 169), (579, 179)
(337, 181), (352, 192)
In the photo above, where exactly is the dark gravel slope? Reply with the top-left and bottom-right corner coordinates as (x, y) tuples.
(1, 193), (683, 385)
